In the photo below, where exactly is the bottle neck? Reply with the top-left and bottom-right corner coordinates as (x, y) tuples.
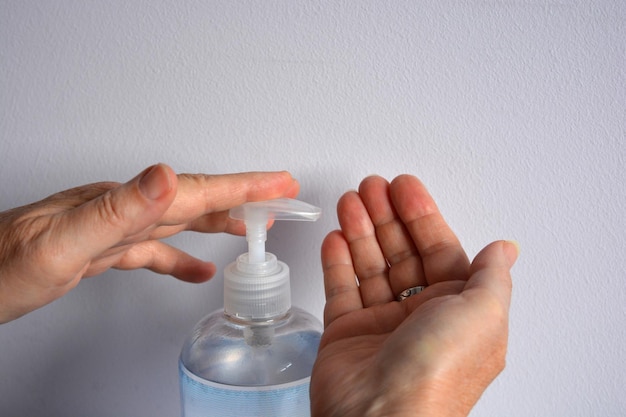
(224, 310), (291, 326)
(223, 310), (292, 347)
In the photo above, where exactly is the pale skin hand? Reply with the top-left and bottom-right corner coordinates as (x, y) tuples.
(0, 164), (299, 323)
(311, 175), (519, 417)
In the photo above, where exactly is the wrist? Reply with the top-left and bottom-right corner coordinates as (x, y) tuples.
(362, 374), (472, 417)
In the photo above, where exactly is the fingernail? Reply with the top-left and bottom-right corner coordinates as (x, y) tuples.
(138, 164), (172, 200)
(286, 178), (300, 197)
(504, 240), (520, 266)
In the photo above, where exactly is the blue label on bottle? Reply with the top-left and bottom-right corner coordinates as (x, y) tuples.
(179, 362), (311, 417)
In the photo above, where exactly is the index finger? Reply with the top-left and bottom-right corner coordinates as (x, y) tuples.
(389, 175), (470, 284)
(161, 171), (300, 231)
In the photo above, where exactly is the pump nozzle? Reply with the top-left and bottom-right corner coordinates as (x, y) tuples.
(224, 198), (321, 320)
(229, 198), (322, 264)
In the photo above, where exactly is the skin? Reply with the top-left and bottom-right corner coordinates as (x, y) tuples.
(0, 164), (299, 323)
(311, 175), (519, 417)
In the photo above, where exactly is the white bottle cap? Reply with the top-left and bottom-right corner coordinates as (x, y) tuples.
(224, 198), (321, 320)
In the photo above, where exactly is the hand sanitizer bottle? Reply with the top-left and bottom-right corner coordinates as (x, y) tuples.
(179, 198), (323, 417)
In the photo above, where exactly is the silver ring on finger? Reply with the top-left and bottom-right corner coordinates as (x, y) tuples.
(397, 285), (427, 301)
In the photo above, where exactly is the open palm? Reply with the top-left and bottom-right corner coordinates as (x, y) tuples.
(310, 175), (518, 417)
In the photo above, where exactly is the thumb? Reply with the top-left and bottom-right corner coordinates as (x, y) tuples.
(61, 163), (178, 262)
(471, 240), (520, 273)
(464, 240), (520, 310)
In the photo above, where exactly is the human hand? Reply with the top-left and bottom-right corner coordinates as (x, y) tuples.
(0, 164), (299, 323)
(311, 175), (519, 417)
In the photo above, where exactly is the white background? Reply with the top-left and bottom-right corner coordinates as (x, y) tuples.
(1, 1), (624, 416)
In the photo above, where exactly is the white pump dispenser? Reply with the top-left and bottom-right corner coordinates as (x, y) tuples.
(179, 198), (323, 417)
(224, 198), (321, 321)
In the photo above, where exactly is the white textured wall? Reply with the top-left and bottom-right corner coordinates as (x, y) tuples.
(1, 1), (624, 416)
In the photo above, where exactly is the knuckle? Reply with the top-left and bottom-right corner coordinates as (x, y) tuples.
(96, 192), (126, 229)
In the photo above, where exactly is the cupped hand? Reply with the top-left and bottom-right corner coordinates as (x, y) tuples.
(0, 164), (299, 323)
(311, 175), (518, 417)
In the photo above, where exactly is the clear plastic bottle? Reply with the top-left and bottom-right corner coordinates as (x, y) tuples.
(179, 199), (322, 417)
